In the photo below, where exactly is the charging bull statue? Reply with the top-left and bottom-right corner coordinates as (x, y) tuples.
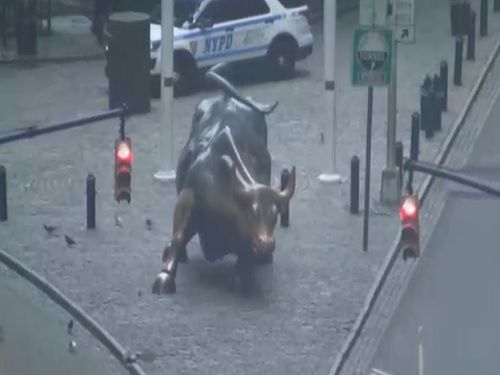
(152, 68), (296, 294)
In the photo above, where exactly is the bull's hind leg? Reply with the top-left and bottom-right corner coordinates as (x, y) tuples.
(153, 188), (196, 295)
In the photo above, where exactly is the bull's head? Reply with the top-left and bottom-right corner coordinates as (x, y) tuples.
(225, 159), (296, 256)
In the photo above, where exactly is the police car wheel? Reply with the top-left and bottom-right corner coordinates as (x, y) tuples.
(268, 39), (297, 80)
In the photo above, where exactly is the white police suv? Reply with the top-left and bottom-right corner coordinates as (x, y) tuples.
(149, 0), (313, 95)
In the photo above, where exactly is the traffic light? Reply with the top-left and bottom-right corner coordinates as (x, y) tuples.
(399, 194), (420, 260)
(114, 137), (133, 203)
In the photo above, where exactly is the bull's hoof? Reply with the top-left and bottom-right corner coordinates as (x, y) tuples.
(152, 272), (176, 295)
(178, 248), (189, 263)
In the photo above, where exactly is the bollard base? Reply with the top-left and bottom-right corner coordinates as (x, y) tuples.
(318, 173), (344, 184)
(380, 168), (401, 206)
(154, 170), (176, 183)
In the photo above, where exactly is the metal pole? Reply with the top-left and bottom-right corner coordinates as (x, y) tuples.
(86, 174), (96, 229)
(0, 166), (7, 222)
(280, 169), (290, 227)
(363, 86), (374, 252)
(387, 40), (397, 169)
(154, 0), (176, 182)
(350, 155), (360, 214)
(380, 38), (399, 205)
(406, 159), (500, 198)
(0, 106), (127, 146)
(318, 0), (342, 183)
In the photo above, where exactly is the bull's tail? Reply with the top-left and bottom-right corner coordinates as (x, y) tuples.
(205, 64), (278, 115)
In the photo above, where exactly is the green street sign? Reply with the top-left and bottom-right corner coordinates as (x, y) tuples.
(352, 26), (393, 86)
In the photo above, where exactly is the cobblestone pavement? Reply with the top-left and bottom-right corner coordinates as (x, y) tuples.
(0, 15), (103, 63)
(1, 1), (499, 374)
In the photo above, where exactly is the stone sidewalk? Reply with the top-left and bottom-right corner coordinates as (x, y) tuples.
(1, 1), (500, 374)
(0, 15), (103, 63)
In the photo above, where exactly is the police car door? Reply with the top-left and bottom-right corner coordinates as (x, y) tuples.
(195, 0), (239, 68)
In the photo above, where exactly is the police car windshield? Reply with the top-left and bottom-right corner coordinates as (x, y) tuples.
(151, 0), (205, 27)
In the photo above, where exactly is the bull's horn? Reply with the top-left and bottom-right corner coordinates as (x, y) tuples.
(246, 97), (279, 115)
(205, 70), (278, 115)
(274, 166), (296, 204)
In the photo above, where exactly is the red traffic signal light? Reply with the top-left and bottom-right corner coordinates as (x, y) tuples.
(400, 194), (420, 260)
(115, 137), (132, 203)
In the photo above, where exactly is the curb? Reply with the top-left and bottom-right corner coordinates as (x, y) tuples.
(0, 52), (105, 65)
(327, 35), (500, 375)
(0, 248), (149, 375)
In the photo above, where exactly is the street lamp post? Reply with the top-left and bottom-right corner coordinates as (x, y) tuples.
(154, 0), (176, 182)
(318, 0), (343, 184)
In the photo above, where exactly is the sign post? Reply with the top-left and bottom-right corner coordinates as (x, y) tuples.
(154, 0), (176, 182)
(352, 26), (393, 251)
(381, 0), (415, 204)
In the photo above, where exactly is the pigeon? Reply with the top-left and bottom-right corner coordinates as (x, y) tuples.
(64, 235), (76, 246)
(68, 340), (77, 353)
(138, 290), (143, 297)
(67, 320), (74, 335)
(43, 224), (58, 235)
(114, 214), (123, 227)
(145, 218), (152, 231)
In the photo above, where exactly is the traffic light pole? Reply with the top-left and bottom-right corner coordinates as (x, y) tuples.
(404, 159), (500, 198)
(0, 105), (128, 146)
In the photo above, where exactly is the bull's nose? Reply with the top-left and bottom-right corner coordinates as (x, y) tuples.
(255, 236), (275, 253)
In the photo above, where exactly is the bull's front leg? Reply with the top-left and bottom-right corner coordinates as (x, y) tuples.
(152, 188), (196, 295)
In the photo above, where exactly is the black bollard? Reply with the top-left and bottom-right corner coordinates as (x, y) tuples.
(411, 112), (420, 162)
(440, 61), (448, 111)
(0, 166), (7, 222)
(86, 173), (96, 229)
(420, 75), (433, 133)
(495, 0), (500, 12)
(467, 10), (476, 61)
(480, 0), (488, 37)
(454, 36), (463, 86)
(433, 74), (442, 131)
(426, 80), (436, 139)
(350, 156), (360, 214)
(280, 169), (290, 227)
(395, 142), (403, 188)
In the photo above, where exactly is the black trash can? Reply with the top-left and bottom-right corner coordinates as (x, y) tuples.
(16, 0), (37, 56)
(107, 11), (151, 114)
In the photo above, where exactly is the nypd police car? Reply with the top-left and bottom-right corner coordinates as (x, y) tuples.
(149, 0), (313, 95)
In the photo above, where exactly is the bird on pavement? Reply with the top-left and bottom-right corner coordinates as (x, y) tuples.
(43, 224), (58, 235)
(68, 340), (77, 353)
(64, 235), (76, 247)
(145, 218), (152, 231)
(115, 213), (123, 227)
(67, 320), (74, 335)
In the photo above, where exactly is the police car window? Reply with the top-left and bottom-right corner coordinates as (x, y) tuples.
(277, 0), (306, 8)
(202, 0), (233, 23)
(203, 0), (268, 23)
(243, 0), (270, 16)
